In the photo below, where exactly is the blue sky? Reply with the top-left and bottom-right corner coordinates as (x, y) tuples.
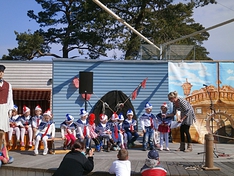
(0, 0), (233, 61)
(168, 62), (234, 98)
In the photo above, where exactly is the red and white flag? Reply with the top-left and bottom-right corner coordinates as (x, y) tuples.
(131, 88), (138, 100)
(141, 77), (148, 89)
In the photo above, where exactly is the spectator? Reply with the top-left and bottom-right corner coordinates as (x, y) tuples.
(52, 140), (94, 176)
(109, 148), (131, 176)
(140, 149), (167, 176)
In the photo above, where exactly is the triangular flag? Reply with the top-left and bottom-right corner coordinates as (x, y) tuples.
(141, 78), (148, 89)
(131, 88), (138, 100)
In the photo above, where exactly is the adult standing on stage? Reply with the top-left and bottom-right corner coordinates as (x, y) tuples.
(0, 65), (14, 149)
(167, 91), (196, 152)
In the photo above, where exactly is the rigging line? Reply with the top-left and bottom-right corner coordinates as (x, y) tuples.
(216, 1), (234, 12)
(92, 92), (115, 113)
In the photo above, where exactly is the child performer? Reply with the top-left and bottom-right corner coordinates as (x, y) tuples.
(118, 113), (128, 149)
(18, 106), (33, 147)
(109, 149), (131, 176)
(108, 113), (120, 151)
(139, 102), (158, 151)
(31, 105), (43, 144)
(95, 114), (115, 152)
(60, 114), (77, 150)
(157, 103), (172, 151)
(87, 113), (101, 152)
(34, 109), (55, 156)
(8, 105), (21, 146)
(123, 109), (139, 149)
(76, 109), (91, 150)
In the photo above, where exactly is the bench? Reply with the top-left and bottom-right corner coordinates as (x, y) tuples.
(5, 133), (62, 154)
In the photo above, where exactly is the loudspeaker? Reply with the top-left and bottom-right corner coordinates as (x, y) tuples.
(79, 71), (93, 94)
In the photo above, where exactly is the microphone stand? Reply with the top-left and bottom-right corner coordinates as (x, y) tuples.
(197, 85), (223, 158)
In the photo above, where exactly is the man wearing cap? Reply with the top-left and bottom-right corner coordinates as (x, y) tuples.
(140, 149), (167, 176)
(0, 65), (14, 150)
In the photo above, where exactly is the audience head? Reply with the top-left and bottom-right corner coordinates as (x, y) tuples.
(117, 149), (128, 160)
(71, 140), (85, 152)
(145, 149), (160, 167)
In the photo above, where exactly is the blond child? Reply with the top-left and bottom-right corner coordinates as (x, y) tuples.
(34, 109), (55, 155)
(109, 149), (131, 176)
(31, 105), (43, 144)
(18, 106), (33, 147)
(8, 105), (21, 146)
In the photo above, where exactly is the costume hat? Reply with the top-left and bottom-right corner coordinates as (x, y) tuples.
(35, 105), (42, 111)
(43, 109), (52, 117)
(23, 106), (30, 114)
(145, 102), (153, 109)
(118, 113), (124, 121)
(66, 113), (74, 122)
(80, 109), (88, 117)
(99, 114), (107, 122)
(126, 109), (134, 116)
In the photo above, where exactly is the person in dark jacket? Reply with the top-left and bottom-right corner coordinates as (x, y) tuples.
(53, 140), (94, 176)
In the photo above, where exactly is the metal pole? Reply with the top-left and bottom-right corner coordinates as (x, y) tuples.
(92, 0), (161, 51)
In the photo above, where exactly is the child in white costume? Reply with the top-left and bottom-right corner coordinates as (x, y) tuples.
(117, 113), (128, 149)
(123, 109), (139, 149)
(18, 106), (33, 147)
(31, 105), (43, 142)
(34, 109), (55, 156)
(157, 103), (172, 151)
(60, 114), (77, 150)
(8, 105), (21, 146)
(95, 114), (115, 152)
(76, 109), (91, 149)
(108, 113), (120, 150)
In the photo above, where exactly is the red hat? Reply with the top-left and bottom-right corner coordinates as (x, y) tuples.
(161, 103), (168, 109)
(89, 113), (95, 125)
(35, 105), (42, 111)
(111, 112), (118, 120)
(43, 109), (52, 117)
(23, 106), (30, 114)
(99, 114), (107, 122)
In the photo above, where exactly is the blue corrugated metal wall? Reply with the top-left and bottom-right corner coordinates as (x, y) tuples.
(52, 59), (169, 128)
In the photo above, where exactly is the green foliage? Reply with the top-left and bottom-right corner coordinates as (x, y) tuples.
(2, 31), (50, 60)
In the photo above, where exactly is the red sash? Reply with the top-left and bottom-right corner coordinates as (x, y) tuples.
(42, 124), (50, 138)
(83, 126), (87, 136)
(114, 125), (118, 139)
(130, 125), (134, 132)
(150, 117), (154, 128)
